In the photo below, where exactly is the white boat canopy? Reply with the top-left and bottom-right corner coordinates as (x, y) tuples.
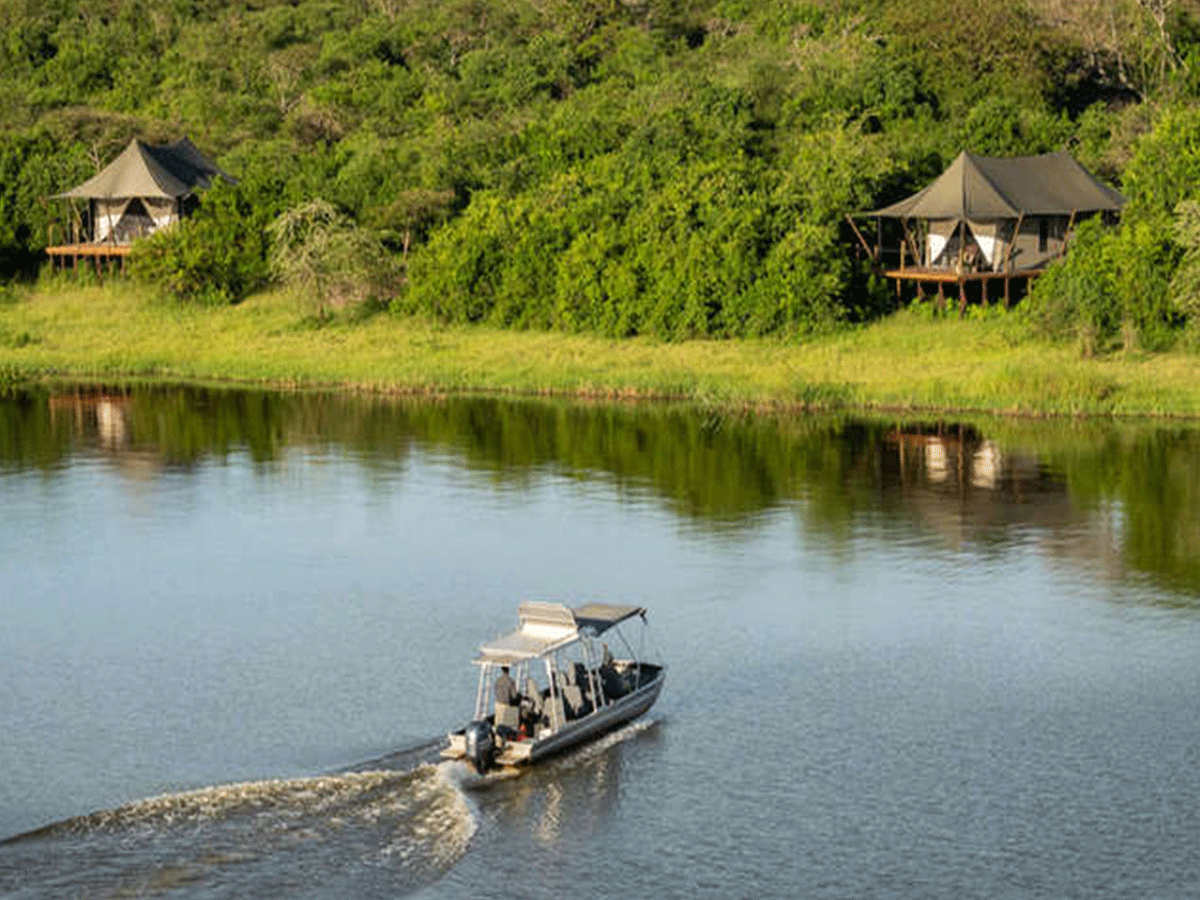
(475, 601), (646, 665)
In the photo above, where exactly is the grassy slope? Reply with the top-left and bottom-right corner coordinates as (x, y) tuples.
(2, 284), (1199, 418)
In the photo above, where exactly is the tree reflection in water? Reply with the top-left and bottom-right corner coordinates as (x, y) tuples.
(3, 384), (1198, 600)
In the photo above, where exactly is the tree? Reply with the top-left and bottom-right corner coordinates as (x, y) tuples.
(268, 198), (398, 322)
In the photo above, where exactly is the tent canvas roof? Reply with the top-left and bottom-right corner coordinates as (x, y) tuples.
(54, 137), (235, 200)
(869, 151), (1125, 220)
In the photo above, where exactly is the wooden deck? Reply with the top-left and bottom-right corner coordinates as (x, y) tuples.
(45, 243), (132, 258)
(882, 266), (1043, 314)
(884, 266), (1043, 283)
(44, 243), (132, 278)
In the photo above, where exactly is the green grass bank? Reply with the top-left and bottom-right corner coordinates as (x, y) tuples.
(3, 283), (1200, 419)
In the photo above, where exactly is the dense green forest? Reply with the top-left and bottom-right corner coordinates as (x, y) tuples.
(3, 0), (1200, 348)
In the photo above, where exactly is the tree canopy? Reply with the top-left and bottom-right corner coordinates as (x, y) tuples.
(3, 0), (1200, 345)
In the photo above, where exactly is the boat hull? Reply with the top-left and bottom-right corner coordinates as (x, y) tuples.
(443, 666), (665, 770)
(521, 667), (665, 765)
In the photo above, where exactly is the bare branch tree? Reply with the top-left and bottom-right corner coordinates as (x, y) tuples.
(269, 199), (398, 323)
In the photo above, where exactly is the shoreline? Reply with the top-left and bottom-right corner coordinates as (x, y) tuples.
(4, 284), (1200, 421)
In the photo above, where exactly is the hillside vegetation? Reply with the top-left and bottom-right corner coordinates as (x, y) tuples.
(3, 0), (1200, 351)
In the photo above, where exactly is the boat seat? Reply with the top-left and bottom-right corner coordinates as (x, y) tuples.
(495, 702), (520, 732)
(523, 678), (543, 714)
(543, 695), (566, 732)
(560, 665), (586, 720)
(522, 677), (544, 730)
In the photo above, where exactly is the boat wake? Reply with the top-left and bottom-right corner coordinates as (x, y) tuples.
(0, 761), (477, 900)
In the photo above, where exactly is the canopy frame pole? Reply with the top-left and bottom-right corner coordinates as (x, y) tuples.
(545, 658), (563, 731)
(581, 639), (605, 708)
(474, 663), (490, 721)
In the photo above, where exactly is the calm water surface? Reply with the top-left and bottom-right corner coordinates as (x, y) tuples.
(2, 388), (1199, 898)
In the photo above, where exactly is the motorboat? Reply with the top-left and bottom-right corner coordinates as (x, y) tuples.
(441, 601), (666, 775)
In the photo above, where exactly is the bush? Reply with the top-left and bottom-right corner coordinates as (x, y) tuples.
(129, 181), (271, 304)
(1028, 215), (1180, 354)
(1169, 199), (1200, 330)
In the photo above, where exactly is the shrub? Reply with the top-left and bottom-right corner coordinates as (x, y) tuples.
(1028, 215), (1180, 354)
(128, 182), (271, 304)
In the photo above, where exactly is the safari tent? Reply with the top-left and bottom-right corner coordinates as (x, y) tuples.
(52, 137), (235, 245)
(867, 151), (1125, 274)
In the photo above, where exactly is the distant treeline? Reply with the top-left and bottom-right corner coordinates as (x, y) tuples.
(4, 0), (1200, 348)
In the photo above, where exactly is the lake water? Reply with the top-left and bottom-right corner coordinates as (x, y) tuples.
(2, 386), (1200, 899)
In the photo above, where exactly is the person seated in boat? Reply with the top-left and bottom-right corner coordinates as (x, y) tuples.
(571, 662), (594, 717)
(521, 677), (545, 736)
(494, 665), (521, 738)
(599, 644), (623, 702)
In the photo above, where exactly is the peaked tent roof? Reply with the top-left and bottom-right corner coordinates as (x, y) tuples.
(54, 137), (235, 200)
(869, 151), (1125, 220)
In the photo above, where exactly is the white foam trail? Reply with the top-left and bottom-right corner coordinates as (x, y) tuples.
(2, 767), (482, 899)
(74, 770), (410, 832)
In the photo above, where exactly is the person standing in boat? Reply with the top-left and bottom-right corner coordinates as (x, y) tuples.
(494, 665), (522, 737)
(496, 665), (519, 706)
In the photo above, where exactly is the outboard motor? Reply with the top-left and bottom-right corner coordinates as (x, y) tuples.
(464, 719), (496, 774)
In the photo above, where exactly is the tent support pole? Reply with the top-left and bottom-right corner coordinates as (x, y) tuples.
(1002, 213), (1023, 274)
(1001, 213), (1024, 309)
(901, 219), (920, 269)
(845, 215), (877, 263)
(956, 220), (966, 318)
(1060, 210), (1077, 258)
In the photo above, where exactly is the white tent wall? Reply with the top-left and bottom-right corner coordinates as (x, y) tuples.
(144, 198), (178, 232)
(924, 217), (1074, 272)
(928, 220), (988, 269)
(966, 220), (999, 268)
(92, 199), (131, 243)
(90, 197), (180, 243)
(927, 219), (957, 266)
